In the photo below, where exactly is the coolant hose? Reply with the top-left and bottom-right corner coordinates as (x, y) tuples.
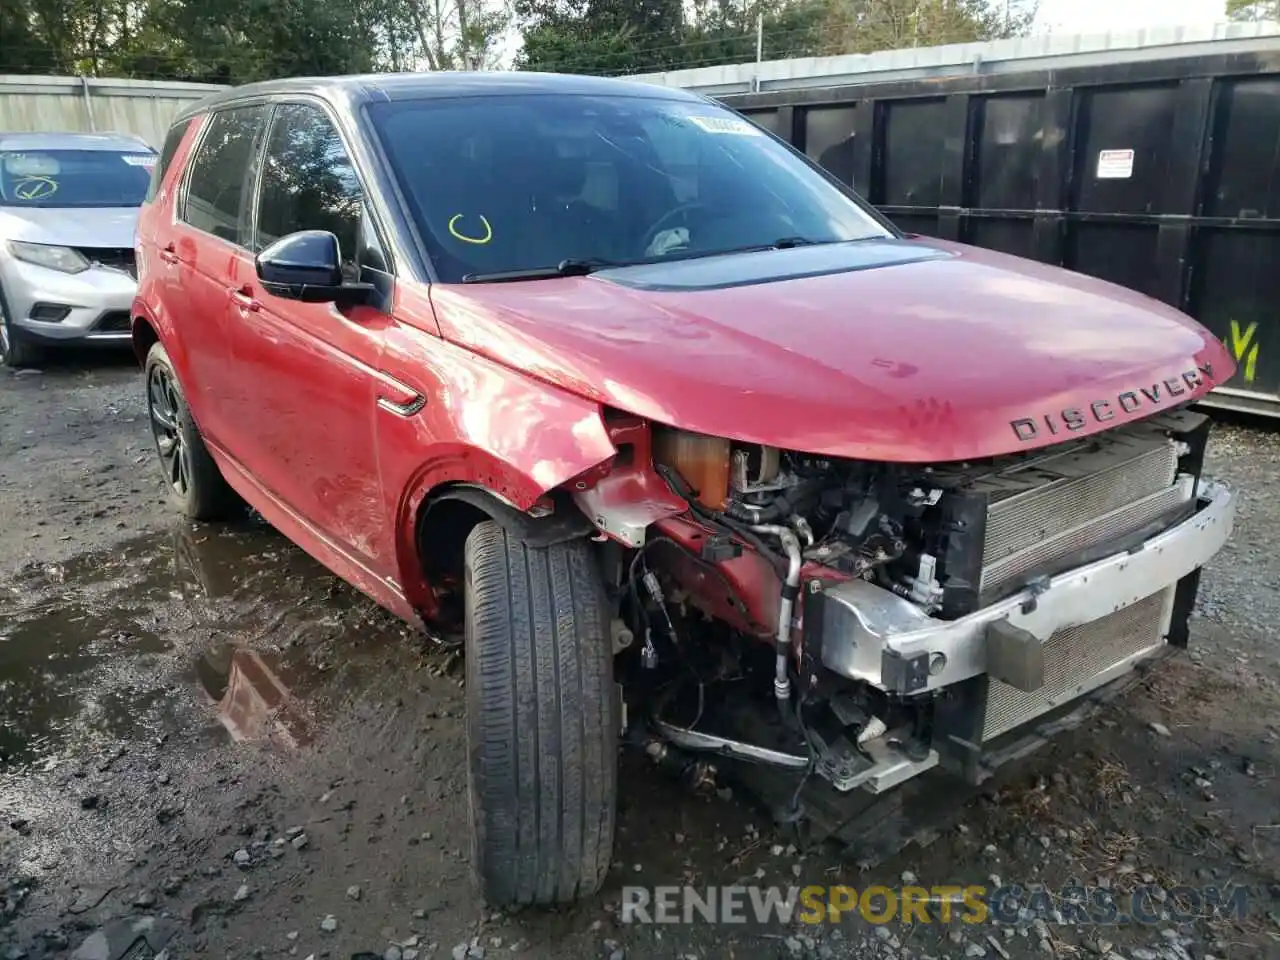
(653, 462), (789, 577)
(725, 499), (782, 523)
(750, 524), (802, 717)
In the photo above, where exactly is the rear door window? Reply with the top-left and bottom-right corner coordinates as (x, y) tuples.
(253, 102), (363, 278)
(182, 105), (269, 245)
(145, 120), (190, 203)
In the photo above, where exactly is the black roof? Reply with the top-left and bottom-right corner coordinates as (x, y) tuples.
(174, 71), (704, 122)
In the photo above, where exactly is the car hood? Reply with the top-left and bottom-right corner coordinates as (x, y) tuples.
(430, 238), (1234, 463)
(1, 206), (140, 248)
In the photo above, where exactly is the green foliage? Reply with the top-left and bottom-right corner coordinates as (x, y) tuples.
(1225, 0), (1280, 20)
(0, 0), (60, 73)
(0, 0), (1035, 81)
(515, 0), (686, 74)
(681, 0), (833, 69)
(815, 0), (1036, 56)
(0, 0), (512, 82)
(516, 0), (1038, 75)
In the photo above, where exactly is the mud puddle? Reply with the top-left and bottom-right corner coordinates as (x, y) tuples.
(0, 519), (430, 774)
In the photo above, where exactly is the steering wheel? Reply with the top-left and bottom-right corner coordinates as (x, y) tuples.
(640, 202), (712, 255)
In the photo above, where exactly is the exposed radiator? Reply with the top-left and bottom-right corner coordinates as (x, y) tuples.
(975, 431), (1186, 603)
(981, 586), (1173, 741)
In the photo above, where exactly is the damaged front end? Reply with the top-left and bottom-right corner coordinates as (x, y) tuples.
(575, 407), (1235, 842)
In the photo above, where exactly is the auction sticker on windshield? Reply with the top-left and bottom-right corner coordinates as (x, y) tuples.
(687, 115), (764, 136)
(123, 154), (157, 167)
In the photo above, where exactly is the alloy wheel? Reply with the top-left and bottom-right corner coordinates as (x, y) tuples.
(147, 364), (191, 496)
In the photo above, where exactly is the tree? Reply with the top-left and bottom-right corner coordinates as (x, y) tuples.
(683, 0), (832, 68)
(515, 0), (685, 74)
(0, 0), (511, 82)
(816, 0), (1037, 56)
(0, 0), (61, 73)
(514, 0), (1036, 76)
(1225, 0), (1280, 20)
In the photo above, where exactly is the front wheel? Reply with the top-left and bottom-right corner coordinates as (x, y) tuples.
(464, 521), (618, 906)
(144, 341), (242, 521)
(0, 285), (42, 368)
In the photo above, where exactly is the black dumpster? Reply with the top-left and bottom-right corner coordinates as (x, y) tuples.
(718, 48), (1280, 417)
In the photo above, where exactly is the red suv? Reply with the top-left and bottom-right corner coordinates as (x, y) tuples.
(133, 73), (1236, 908)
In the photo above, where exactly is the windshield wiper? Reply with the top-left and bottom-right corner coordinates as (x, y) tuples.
(462, 257), (624, 284)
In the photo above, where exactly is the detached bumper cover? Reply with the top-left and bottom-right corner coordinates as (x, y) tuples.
(818, 479), (1235, 694)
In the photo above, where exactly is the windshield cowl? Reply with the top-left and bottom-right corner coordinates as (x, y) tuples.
(459, 239), (861, 284)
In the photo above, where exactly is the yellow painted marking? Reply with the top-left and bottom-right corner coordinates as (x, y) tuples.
(1228, 320), (1259, 383)
(13, 176), (57, 200)
(448, 214), (492, 245)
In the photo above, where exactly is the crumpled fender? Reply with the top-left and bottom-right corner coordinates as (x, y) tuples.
(378, 325), (633, 615)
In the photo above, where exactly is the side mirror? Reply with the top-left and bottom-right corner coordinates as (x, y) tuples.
(255, 230), (374, 306)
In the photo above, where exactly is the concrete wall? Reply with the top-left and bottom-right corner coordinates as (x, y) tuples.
(628, 21), (1280, 96)
(0, 75), (227, 149)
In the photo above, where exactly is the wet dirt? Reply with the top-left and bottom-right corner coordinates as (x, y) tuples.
(2, 358), (1279, 960)
(1, 520), (374, 772)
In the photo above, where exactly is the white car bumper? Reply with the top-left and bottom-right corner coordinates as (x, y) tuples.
(1, 255), (136, 343)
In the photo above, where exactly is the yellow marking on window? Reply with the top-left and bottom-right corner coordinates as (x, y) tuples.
(13, 176), (57, 200)
(448, 214), (492, 245)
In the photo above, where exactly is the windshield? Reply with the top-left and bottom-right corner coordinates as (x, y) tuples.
(368, 94), (892, 282)
(0, 149), (155, 208)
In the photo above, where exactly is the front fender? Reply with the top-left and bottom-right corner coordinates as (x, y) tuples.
(428, 485), (595, 547)
(377, 329), (623, 615)
(391, 440), (614, 616)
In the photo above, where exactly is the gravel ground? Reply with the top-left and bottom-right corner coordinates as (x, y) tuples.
(1, 355), (1278, 960)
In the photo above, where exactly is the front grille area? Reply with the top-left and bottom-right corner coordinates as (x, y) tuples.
(981, 586), (1172, 740)
(94, 311), (131, 332)
(976, 431), (1185, 603)
(76, 247), (136, 278)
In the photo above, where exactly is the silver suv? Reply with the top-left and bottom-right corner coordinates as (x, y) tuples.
(0, 132), (156, 367)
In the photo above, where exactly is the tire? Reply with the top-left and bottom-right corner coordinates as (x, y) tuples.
(0, 285), (42, 368)
(144, 341), (242, 521)
(464, 520), (618, 906)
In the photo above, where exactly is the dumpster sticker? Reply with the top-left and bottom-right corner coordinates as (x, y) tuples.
(1096, 149), (1135, 179)
(1228, 320), (1259, 383)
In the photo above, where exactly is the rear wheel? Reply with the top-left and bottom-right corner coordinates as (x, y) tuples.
(144, 341), (242, 520)
(0, 285), (41, 369)
(463, 520), (618, 906)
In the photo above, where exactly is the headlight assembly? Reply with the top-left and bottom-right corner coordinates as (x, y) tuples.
(7, 240), (90, 274)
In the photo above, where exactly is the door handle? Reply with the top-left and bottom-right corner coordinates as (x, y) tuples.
(158, 243), (180, 265)
(230, 287), (261, 313)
